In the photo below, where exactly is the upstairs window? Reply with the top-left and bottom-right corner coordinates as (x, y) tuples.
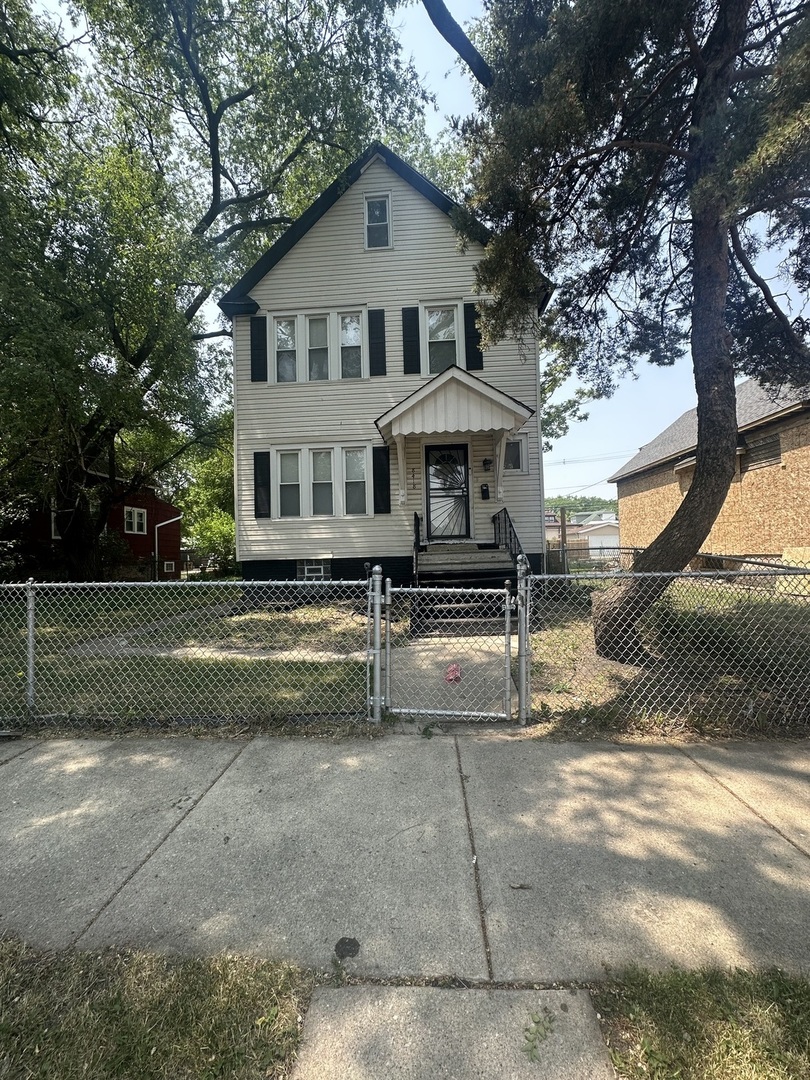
(270, 311), (370, 382)
(307, 316), (329, 381)
(365, 194), (390, 248)
(124, 506), (147, 534)
(275, 318), (297, 383)
(426, 306), (458, 374)
(340, 313), (362, 379)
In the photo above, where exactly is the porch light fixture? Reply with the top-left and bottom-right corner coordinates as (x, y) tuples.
(482, 458), (493, 471)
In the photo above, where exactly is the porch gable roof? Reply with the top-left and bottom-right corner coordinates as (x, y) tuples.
(375, 366), (533, 443)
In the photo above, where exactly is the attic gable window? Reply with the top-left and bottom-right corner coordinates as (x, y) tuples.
(365, 194), (390, 249)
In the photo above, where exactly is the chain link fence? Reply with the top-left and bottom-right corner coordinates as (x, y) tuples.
(0, 579), (369, 731)
(528, 568), (810, 737)
(3, 564), (810, 737)
(383, 582), (514, 722)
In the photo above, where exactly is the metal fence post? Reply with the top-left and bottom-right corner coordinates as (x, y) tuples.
(384, 577), (392, 712)
(25, 578), (36, 718)
(504, 580), (512, 720)
(371, 565), (383, 724)
(517, 555), (529, 725)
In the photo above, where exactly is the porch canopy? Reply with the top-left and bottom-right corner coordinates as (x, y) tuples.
(375, 366), (534, 504)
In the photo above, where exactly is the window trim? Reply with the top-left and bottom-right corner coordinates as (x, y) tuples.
(364, 191), (392, 250)
(163, 560), (175, 573)
(503, 433), (529, 475)
(270, 310), (369, 384)
(419, 300), (463, 377)
(124, 506), (147, 534)
(270, 444), (373, 519)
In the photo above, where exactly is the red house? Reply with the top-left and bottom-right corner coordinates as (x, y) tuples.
(25, 487), (182, 580)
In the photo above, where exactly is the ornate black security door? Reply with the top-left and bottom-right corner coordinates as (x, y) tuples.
(425, 445), (470, 539)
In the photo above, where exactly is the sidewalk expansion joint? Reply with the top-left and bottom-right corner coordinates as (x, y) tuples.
(0, 742), (36, 767)
(74, 738), (252, 945)
(454, 735), (494, 982)
(677, 745), (810, 862)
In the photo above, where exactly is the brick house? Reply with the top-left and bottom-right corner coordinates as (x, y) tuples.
(609, 379), (810, 559)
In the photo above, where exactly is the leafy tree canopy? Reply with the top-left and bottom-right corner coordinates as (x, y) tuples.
(1, 0), (428, 577)
(423, 0), (809, 657)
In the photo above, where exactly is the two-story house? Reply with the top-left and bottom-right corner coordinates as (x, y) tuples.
(219, 143), (547, 585)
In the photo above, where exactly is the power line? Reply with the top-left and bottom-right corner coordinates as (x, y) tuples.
(544, 450), (636, 466)
(545, 477), (615, 494)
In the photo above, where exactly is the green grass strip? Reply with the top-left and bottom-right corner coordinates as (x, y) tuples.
(594, 967), (810, 1080)
(0, 939), (313, 1079)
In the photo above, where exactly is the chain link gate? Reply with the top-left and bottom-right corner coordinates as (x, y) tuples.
(367, 559), (532, 724)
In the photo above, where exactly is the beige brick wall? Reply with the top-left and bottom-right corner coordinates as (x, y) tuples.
(617, 413), (810, 555)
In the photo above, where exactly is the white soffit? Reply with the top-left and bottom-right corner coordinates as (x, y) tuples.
(376, 366), (533, 441)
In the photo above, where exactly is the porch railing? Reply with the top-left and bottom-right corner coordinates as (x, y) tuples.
(413, 512), (422, 580)
(492, 506), (524, 564)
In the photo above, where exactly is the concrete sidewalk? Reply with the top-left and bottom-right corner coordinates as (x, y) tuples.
(1, 733), (808, 1076)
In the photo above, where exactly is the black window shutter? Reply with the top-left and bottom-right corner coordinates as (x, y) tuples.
(372, 445), (391, 514)
(368, 309), (386, 376)
(254, 452), (271, 517)
(402, 307), (420, 374)
(250, 316), (268, 382)
(464, 303), (484, 370)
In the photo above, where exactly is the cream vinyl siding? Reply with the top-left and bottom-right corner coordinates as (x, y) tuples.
(234, 157), (543, 562)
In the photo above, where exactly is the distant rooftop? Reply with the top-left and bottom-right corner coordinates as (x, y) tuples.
(609, 379), (810, 484)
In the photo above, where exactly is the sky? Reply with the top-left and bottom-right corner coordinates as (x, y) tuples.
(393, 1), (700, 502)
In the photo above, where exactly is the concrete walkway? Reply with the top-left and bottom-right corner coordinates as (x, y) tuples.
(1, 733), (808, 1077)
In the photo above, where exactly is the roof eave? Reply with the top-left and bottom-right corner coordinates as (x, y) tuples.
(610, 399), (810, 484)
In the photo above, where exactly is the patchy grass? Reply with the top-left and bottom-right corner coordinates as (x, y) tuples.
(0, 938), (313, 1079)
(594, 967), (810, 1080)
(528, 578), (810, 740)
(0, 594), (371, 728)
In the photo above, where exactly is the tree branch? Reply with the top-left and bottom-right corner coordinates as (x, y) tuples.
(209, 215), (294, 245)
(420, 0), (493, 88)
(730, 223), (810, 363)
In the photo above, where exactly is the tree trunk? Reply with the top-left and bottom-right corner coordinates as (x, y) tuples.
(593, 0), (752, 662)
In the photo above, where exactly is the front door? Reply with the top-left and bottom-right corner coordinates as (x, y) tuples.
(425, 445), (470, 539)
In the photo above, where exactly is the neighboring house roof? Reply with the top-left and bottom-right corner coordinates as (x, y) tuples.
(609, 378), (810, 484)
(218, 142), (552, 318)
(578, 521), (620, 535)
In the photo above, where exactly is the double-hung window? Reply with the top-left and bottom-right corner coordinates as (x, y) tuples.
(418, 302), (462, 376)
(343, 448), (367, 515)
(124, 506), (147, 534)
(279, 452), (301, 517)
(307, 316), (329, 381)
(340, 313), (362, 379)
(272, 312), (366, 382)
(311, 449), (334, 516)
(272, 446), (369, 518)
(365, 194), (390, 248)
(275, 318), (297, 383)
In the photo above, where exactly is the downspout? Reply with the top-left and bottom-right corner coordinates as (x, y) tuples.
(536, 359), (547, 572)
(154, 514), (183, 579)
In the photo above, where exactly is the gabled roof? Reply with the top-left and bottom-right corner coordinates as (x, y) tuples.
(609, 378), (810, 484)
(375, 366), (533, 442)
(218, 143), (492, 317)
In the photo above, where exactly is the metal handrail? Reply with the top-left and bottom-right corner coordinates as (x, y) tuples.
(492, 507), (524, 563)
(413, 512), (421, 580)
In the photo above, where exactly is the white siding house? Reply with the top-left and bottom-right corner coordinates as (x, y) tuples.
(219, 144), (547, 584)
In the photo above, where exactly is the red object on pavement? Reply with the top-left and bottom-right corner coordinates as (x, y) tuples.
(445, 663), (462, 684)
